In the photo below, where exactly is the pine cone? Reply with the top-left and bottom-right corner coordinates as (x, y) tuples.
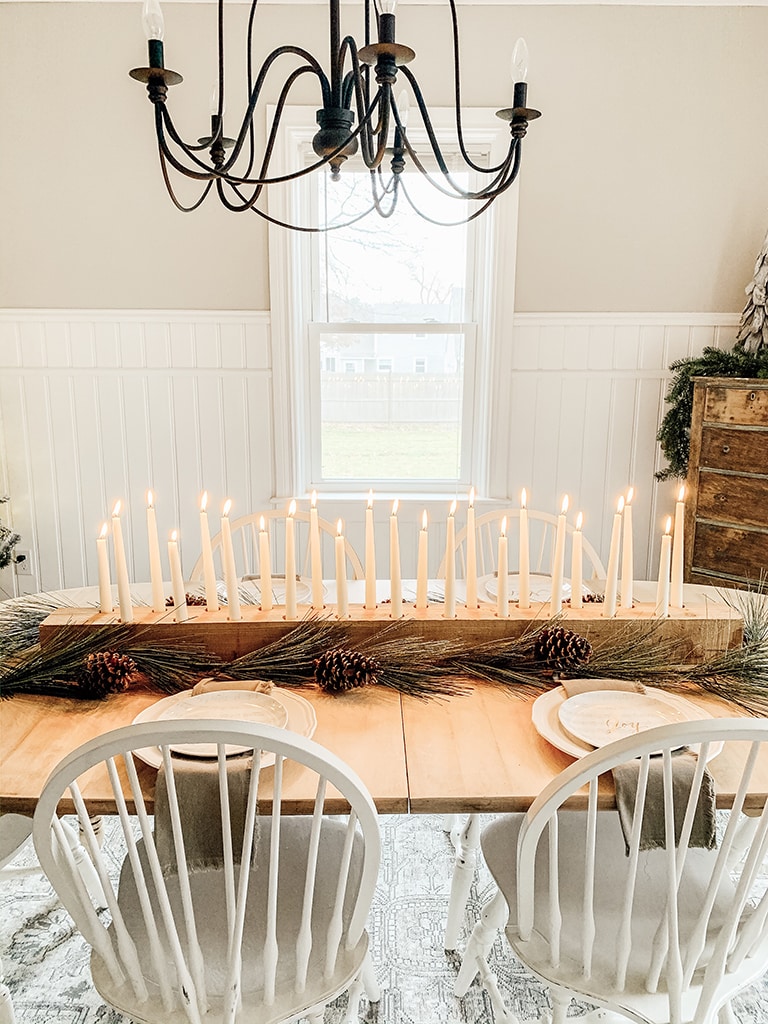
(76, 651), (138, 698)
(533, 627), (592, 673)
(166, 593), (207, 607)
(314, 648), (381, 693)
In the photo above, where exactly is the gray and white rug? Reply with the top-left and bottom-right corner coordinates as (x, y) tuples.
(2, 814), (768, 1023)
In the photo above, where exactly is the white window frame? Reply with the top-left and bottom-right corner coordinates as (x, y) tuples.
(267, 105), (521, 499)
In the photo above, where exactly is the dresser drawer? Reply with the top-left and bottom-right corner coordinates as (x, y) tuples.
(699, 425), (768, 473)
(704, 384), (768, 426)
(697, 471), (768, 528)
(691, 522), (768, 582)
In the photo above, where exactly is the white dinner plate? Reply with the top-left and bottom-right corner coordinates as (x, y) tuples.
(131, 688), (317, 768)
(558, 690), (691, 748)
(482, 573), (591, 603)
(218, 578), (316, 605)
(152, 690), (288, 757)
(531, 686), (722, 761)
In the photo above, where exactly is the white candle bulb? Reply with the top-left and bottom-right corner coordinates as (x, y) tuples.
(259, 515), (273, 612)
(497, 517), (509, 618)
(335, 519), (349, 618)
(465, 486), (478, 610)
(656, 516), (672, 618)
(518, 488), (530, 609)
(415, 510), (429, 609)
(571, 511), (583, 610)
(511, 37), (529, 82)
(167, 529), (188, 622)
(365, 490), (377, 609)
(621, 486), (634, 609)
(550, 494), (569, 614)
(285, 499), (297, 620)
(111, 500), (133, 623)
(199, 491), (220, 612)
(309, 490), (324, 610)
(603, 495), (624, 617)
(220, 498), (241, 621)
(390, 498), (402, 618)
(670, 484), (686, 609)
(444, 499), (457, 618)
(96, 522), (113, 613)
(146, 489), (165, 613)
(142, 0), (164, 40)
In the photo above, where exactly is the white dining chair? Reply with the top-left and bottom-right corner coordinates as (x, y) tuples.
(188, 509), (365, 583)
(455, 718), (768, 1024)
(32, 720), (381, 1024)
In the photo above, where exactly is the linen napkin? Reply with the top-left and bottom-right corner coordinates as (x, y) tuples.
(191, 677), (274, 697)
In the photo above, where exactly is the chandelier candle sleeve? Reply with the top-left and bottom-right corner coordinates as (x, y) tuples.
(550, 495), (569, 615)
(167, 530), (188, 623)
(519, 489), (530, 609)
(497, 518), (509, 619)
(285, 500), (297, 620)
(309, 492), (324, 610)
(111, 502), (133, 624)
(365, 491), (376, 610)
(671, 486), (685, 609)
(96, 523), (113, 614)
(621, 487), (634, 609)
(571, 511), (583, 610)
(198, 492), (220, 613)
(465, 488), (478, 610)
(415, 510), (428, 609)
(335, 520), (349, 619)
(603, 496), (624, 618)
(444, 500), (457, 619)
(220, 500), (241, 622)
(146, 491), (165, 613)
(656, 517), (672, 618)
(258, 516), (273, 612)
(389, 500), (402, 618)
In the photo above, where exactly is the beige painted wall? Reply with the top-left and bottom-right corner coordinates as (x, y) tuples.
(1, 2), (766, 312)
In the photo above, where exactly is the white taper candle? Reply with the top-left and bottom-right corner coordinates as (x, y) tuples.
(258, 515), (272, 612)
(146, 490), (165, 613)
(199, 491), (220, 612)
(389, 499), (402, 618)
(111, 501), (133, 623)
(309, 491), (324, 610)
(519, 488), (530, 609)
(497, 517), (509, 618)
(550, 494), (569, 614)
(571, 511), (583, 610)
(656, 516), (672, 618)
(670, 485), (685, 608)
(167, 529), (188, 622)
(220, 499), (241, 621)
(621, 486), (634, 609)
(603, 495), (624, 617)
(97, 522), (113, 613)
(335, 519), (349, 618)
(465, 487), (478, 610)
(365, 490), (377, 609)
(444, 499), (457, 618)
(285, 499), (297, 620)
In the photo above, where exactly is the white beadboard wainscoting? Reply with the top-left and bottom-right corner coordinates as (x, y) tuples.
(0, 309), (738, 597)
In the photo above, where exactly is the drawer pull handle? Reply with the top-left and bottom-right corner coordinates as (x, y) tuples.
(749, 392), (757, 401)
(717, 493), (728, 503)
(722, 445), (730, 454)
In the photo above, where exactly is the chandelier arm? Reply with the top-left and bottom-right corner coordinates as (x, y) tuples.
(159, 149), (215, 211)
(399, 174), (498, 227)
(223, 177), (381, 233)
(397, 128), (519, 202)
(156, 107), (217, 180)
(368, 169), (400, 218)
(338, 37), (385, 170)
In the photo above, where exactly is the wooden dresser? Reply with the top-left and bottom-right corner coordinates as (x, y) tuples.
(684, 377), (768, 587)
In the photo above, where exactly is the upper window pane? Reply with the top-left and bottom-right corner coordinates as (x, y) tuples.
(316, 170), (470, 324)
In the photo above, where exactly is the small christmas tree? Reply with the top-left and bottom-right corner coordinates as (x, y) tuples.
(0, 496), (22, 570)
(736, 225), (768, 354)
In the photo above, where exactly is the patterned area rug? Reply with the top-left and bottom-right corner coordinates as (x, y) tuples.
(2, 813), (768, 1023)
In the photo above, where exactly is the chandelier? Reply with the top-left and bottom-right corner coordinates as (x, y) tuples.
(129, 0), (541, 231)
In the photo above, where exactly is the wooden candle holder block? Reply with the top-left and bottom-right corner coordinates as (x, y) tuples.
(39, 600), (743, 664)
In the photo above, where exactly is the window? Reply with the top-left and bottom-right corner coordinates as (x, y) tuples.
(268, 107), (520, 497)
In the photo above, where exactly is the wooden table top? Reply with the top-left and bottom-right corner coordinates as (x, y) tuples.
(2, 684), (767, 817)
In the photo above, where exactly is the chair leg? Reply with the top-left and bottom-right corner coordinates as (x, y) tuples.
(445, 813), (481, 951)
(454, 887), (508, 996)
(361, 950), (380, 1003)
(306, 1009), (325, 1024)
(718, 1001), (738, 1024)
(550, 986), (571, 1024)
(0, 955), (16, 1024)
(343, 972), (365, 1024)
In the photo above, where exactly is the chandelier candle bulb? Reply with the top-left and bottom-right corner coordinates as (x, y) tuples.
(621, 486), (634, 609)
(198, 491), (220, 613)
(603, 495), (624, 618)
(285, 499), (297, 620)
(144, 491), (165, 614)
(258, 516), (272, 612)
(365, 491), (377, 609)
(550, 494), (569, 615)
(389, 499), (402, 619)
(415, 510), (429, 609)
(96, 523), (113, 614)
(444, 500), (457, 619)
(220, 499), (241, 622)
(465, 487), (478, 610)
(111, 501), (133, 624)
(335, 520), (349, 619)
(656, 516), (672, 618)
(309, 491), (324, 610)
(671, 485), (686, 609)
(497, 517), (509, 619)
(571, 511), (583, 610)
(167, 530), (188, 623)
(519, 488), (530, 609)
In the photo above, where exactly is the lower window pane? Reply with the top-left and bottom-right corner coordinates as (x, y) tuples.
(318, 332), (465, 480)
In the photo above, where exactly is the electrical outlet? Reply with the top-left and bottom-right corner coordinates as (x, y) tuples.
(14, 550), (33, 575)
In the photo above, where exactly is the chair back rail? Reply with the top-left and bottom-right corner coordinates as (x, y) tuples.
(189, 510), (365, 582)
(437, 508), (606, 581)
(513, 719), (768, 1024)
(33, 721), (380, 1024)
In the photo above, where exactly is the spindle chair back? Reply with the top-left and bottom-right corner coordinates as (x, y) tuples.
(436, 508), (606, 582)
(456, 718), (768, 1024)
(33, 720), (381, 1024)
(189, 509), (364, 584)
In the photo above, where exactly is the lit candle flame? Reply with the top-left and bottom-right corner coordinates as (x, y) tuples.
(576, 511), (583, 531)
(617, 496), (625, 514)
(259, 515), (266, 532)
(665, 515), (672, 535)
(677, 485), (686, 502)
(147, 489), (154, 508)
(311, 490), (317, 508)
(626, 486), (634, 505)
(421, 510), (428, 530)
(449, 499), (457, 516)
(337, 518), (343, 537)
(521, 488), (527, 509)
(288, 499), (297, 517)
(200, 490), (208, 512)
(561, 494), (569, 515)
(112, 500), (121, 517)
(368, 489), (374, 509)
(501, 516), (507, 537)
(99, 522), (108, 539)
(392, 498), (399, 516)
(170, 529), (178, 542)
(469, 486), (475, 508)
(223, 498), (232, 517)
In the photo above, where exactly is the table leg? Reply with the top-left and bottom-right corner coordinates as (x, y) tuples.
(445, 813), (481, 951)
